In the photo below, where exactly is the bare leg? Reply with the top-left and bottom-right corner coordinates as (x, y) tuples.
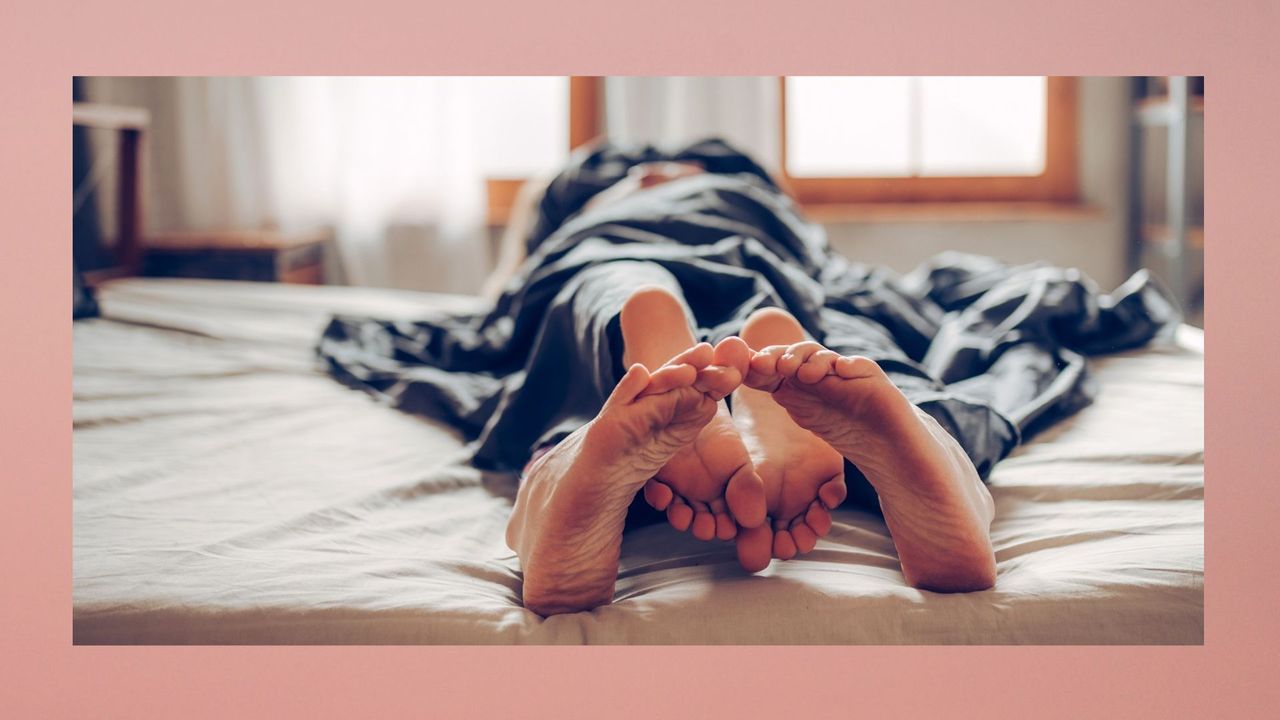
(742, 308), (997, 592)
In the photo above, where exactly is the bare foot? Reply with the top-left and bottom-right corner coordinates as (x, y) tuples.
(620, 286), (767, 540)
(743, 310), (998, 592)
(506, 346), (720, 616)
(731, 309), (848, 572)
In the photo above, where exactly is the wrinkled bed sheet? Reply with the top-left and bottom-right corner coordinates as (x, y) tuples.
(73, 279), (1203, 644)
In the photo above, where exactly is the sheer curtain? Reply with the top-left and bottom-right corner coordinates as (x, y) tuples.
(603, 77), (781, 173)
(84, 77), (489, 293)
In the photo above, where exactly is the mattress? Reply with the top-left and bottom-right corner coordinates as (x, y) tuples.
(73, 278), (1204, 644)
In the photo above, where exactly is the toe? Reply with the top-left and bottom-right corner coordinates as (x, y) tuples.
(694, 365), (742, 400)
(834, 354), (878, 379)
(790, 520), (818, 553)
(744, 346), (787, 389)
(690, 503), (717, 541)
(710, 499), (737, 540)
(713, 336), (753, 378)
(667, 342), (714, 370)
(772, 529), (798, 560)
(795, 350), (839, 384)
(714, 512), (737, 540)
(724, 465), (767, 528)
(667, 499), (694, 532)
(776, 341), (825, 377)
(735, 524), (773, 573)
(606, 364), (652, 405)
(805, 501), (832, 536)
(818, 476), (848, 510)
(643, 478), (674, 511)
(639, 363), (697, 396)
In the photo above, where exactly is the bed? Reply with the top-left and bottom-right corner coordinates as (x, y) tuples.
(73, 278), (1204, 644)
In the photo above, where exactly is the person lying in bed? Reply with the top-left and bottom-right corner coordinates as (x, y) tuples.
(495, 162), (996, 616)
(320, 140), (1176, 617)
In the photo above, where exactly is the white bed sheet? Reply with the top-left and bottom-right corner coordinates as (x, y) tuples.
(73, 278), (1204, 644)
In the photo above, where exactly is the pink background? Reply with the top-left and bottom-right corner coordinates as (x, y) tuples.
(1, 0), (1272, 715)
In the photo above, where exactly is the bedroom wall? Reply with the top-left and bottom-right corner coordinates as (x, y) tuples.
(575, 77), (1136, 292)
(820, 77), (1132, 289)
(85, 76), (1138, 293)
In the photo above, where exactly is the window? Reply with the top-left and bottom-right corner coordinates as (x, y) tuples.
(781, 76), (1078, 205)
(485, 77), (601, 223)
(470, 77), (571, 177)
(486, 76), (1076, 224)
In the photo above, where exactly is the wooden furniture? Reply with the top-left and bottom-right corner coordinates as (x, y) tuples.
(143, 229), (329, 284)
(73, 102), (149, 286)
(73, 102), (326, 285)
(1127, 76), (1204, 323)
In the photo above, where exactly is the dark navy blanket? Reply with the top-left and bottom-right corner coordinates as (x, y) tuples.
(318, 139), (1178, 510)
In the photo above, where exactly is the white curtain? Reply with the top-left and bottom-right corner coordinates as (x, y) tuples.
(603, 77), (780, 173)
(84, 77), (489, 293)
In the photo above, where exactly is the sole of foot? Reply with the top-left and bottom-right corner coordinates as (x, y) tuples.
(742, 312), (998, 592)
(729, 308), (849, 573)
(620, 285), (767, 541)
(506, 345), (720, 615)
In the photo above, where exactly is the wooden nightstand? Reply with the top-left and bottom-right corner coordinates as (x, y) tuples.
(143, 229), (329, 284)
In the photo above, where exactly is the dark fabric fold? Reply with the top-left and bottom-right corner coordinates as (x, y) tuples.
(318, 138), (1179, 510)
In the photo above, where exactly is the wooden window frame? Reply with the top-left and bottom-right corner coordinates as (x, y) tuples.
(485, 76), (602, 224)
(778, 76), (1079, 205)
(486, 76), (1078, 222)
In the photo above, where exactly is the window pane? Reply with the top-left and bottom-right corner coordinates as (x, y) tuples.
(786, 77), (912, 177)
(918, 76), (1046, 176)
(467, 77), (569, 177)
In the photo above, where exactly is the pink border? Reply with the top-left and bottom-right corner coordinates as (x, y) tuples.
(4, 0), (1274, 715)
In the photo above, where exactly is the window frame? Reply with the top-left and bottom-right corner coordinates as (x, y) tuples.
(485, 76), (602, 224)
(486, 75), (1080, 224)
(778, 76), (1079, 205)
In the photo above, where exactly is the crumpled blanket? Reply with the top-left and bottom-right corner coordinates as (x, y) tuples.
(318, 139), (1179, 510)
